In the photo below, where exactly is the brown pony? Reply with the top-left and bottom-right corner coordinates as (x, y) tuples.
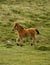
(12, 23), (40, 47)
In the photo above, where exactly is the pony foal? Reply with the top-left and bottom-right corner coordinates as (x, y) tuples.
(12, 23), (40, 47)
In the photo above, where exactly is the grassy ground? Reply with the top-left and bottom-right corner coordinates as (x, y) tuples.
(0, 0), (50, 65)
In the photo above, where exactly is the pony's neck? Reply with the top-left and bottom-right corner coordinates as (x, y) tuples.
(16, 24), (24, 33)
(17, 27), (25, 33)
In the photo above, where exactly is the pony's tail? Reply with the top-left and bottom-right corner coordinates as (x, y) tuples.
(35, 29), (40, 34)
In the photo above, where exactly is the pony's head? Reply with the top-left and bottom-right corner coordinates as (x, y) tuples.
(12, 23), (18, 31)
(12, 23), (24, 31)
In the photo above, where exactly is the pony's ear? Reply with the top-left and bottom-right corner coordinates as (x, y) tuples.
(15, 23), (19, 26)
(15, 23), (24, 29)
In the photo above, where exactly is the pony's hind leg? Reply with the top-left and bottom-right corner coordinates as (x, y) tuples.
(34, 37), (36, 47)
(30, 37), (33, 46)
(31, 34), (37, 48)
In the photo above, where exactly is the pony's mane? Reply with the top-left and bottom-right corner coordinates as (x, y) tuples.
(15, 23), (24, 29)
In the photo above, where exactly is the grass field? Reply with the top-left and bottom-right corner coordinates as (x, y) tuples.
(0, 0), (50, 65)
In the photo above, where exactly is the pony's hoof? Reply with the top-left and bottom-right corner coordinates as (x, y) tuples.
(31, 44), (33, 46)
(20, 44), (24, 47)
(16, 43), (20, 46)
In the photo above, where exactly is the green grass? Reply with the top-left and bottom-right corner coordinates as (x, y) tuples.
(0, 45), (50, 65)
(0, 0), (50, 65)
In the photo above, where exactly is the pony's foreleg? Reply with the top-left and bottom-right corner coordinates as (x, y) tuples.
(16, 38), (20, 43)
(19, 37), (24, 46)
(16, 36), (21, 46)
(16, 36), (24, 46)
